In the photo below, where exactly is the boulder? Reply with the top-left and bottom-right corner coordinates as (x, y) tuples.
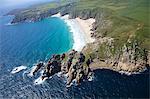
(33, 62), (44, 75)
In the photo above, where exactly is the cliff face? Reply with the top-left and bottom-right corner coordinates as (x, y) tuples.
(7, 3), (75, 24)
(8, 8), (58, 23)
(83, 40), (148, 74)
(7, 0), (149, 74)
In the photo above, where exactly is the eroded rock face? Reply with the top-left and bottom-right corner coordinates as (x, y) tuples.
(65, 51), (91, 86)
(89, 40), (149, 74)
(148, 51), (150, 66)
(111, 42), (148, 73)
(82, 37), (149, 75)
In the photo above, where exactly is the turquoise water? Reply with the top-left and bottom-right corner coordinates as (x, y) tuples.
(0, 16), (73, 67)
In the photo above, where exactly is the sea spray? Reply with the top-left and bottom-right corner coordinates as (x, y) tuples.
(11, 65), (27, 74)
(34, 76), (49, 85)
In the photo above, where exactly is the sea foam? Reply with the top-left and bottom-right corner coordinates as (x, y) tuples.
(34, 76), (49, 85)
(65, 19), (86, 51)
(27, 65), (37, 77)
(51, 13), (86, 51)
(11, 65), (27, 74)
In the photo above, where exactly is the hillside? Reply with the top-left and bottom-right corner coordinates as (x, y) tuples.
(76, 0), (150, 50)
(75, 0), (150, 73)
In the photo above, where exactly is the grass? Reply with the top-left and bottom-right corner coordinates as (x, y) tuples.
(16, 0), (70, 17)
(74, 0), (149, 59)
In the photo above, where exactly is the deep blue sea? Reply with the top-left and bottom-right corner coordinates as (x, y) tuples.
(0, 1), (149, 99)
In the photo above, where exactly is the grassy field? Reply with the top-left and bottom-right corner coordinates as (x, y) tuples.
(75, 0), (149, 50)
(29, 0), (73, 11)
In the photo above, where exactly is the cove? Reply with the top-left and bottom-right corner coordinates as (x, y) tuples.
(0, 16), (73, 67)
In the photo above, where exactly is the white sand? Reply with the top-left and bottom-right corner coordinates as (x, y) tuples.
(76, 18), (95, 43)
(51, 13), (95, 51)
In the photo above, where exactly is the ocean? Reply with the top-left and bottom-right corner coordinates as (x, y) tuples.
(0, 15), (73, 67)
(0, 1), (149, 99)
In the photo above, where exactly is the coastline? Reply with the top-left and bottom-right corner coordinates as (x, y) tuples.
(51, 13), (95, 51)
(51, 13), (148, 76)
(90, 63), (148, 76)
(5, 12), (148, 76)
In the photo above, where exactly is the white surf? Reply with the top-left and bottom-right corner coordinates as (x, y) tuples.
(34, 76), (52, 85)
(11, 65), (27, 74)
(27, 66), (37, 77)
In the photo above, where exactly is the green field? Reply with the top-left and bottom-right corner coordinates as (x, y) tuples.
(75, 0), (149, 50)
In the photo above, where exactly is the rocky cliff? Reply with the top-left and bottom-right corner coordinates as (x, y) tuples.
(7, 3), (75, 24)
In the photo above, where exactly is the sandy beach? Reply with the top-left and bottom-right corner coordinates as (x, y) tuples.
(51, 13), (95, 51)
(75, 18), (95, 43)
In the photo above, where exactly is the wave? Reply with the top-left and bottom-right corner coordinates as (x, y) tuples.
(119, 67), (148, 76)
(65, 19), (86, 51)
(27, 65), (37, 77)
(5, 22), (17, 26)
(34, 75), (50, 85)
(5, 22), (12, 26)
(51, 14), (86, 51)
(11, 65), (27, 74)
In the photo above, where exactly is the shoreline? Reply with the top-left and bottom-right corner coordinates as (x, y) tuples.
(90, 64), (148, 76)
(51, 13), (95, 51)
(89, 59), (149, 76)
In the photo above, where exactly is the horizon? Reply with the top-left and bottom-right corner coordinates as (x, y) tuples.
(0, 0), (57, 8)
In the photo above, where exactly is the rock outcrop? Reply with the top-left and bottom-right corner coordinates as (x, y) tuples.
(111, 41), (148, 73)
(33, 62), (44, 75)
(32, 50), (93, 87)
(83, 39), (149, 75)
